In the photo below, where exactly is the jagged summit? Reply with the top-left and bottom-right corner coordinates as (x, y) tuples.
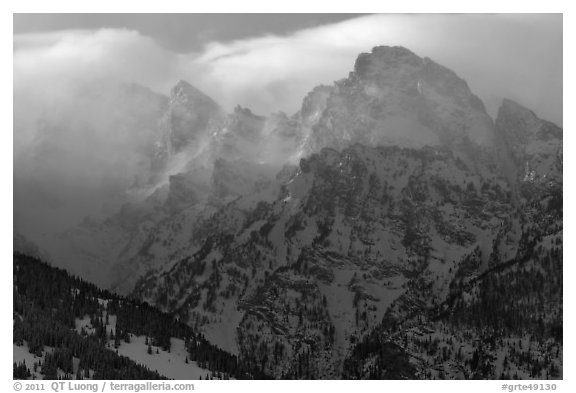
(372, 45), (418, 57)
(352, 46), (486, 112)
(353, 46), (423, 77)
(298, 45), (496, 156)
(156, 80), (223, 159)
(499, 97), (532, 113)
(497, 97), (562, 123)
(497, 98), (561, 134)
(497, 97), (537, 120)
(496, 97), (562, 141)
(169, 80), (219, 107)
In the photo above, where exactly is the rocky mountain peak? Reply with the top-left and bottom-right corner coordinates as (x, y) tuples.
(496, 98), (561, 143)
(498, 97), (534, 116)
(169, 80), (218, 107)
(351, 46), (486, 113)
(298, 46), (496, 157)
(155, 81), (223, 163)
(496, 99), (539, 142)
(353, 46), (424, 79)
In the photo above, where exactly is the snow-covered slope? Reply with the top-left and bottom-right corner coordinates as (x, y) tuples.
(74, 312), (212, 379)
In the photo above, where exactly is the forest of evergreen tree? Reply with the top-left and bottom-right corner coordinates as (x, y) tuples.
(13, 253), (269, 380)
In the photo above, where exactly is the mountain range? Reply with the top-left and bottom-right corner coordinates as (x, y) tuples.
(14, 46), (562, 379)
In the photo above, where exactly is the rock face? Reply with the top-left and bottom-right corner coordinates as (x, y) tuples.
(298, 47), (496, 158)
(29, 46), (562, 379)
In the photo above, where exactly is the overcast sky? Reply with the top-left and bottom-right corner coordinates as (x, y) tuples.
(14, 13), (562, 124)
(13, 14), (366, 52)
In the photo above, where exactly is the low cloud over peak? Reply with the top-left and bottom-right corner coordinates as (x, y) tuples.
(13, 14), (561, 237)
(15, 14), (562, 122)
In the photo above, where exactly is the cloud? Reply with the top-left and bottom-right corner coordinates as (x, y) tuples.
(14, 14), (562, 133)
(186, 14), (561, 123)
(13, 14), (562, 237)
(13, 29), (180, 235)
(14, 28), (176, 85)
